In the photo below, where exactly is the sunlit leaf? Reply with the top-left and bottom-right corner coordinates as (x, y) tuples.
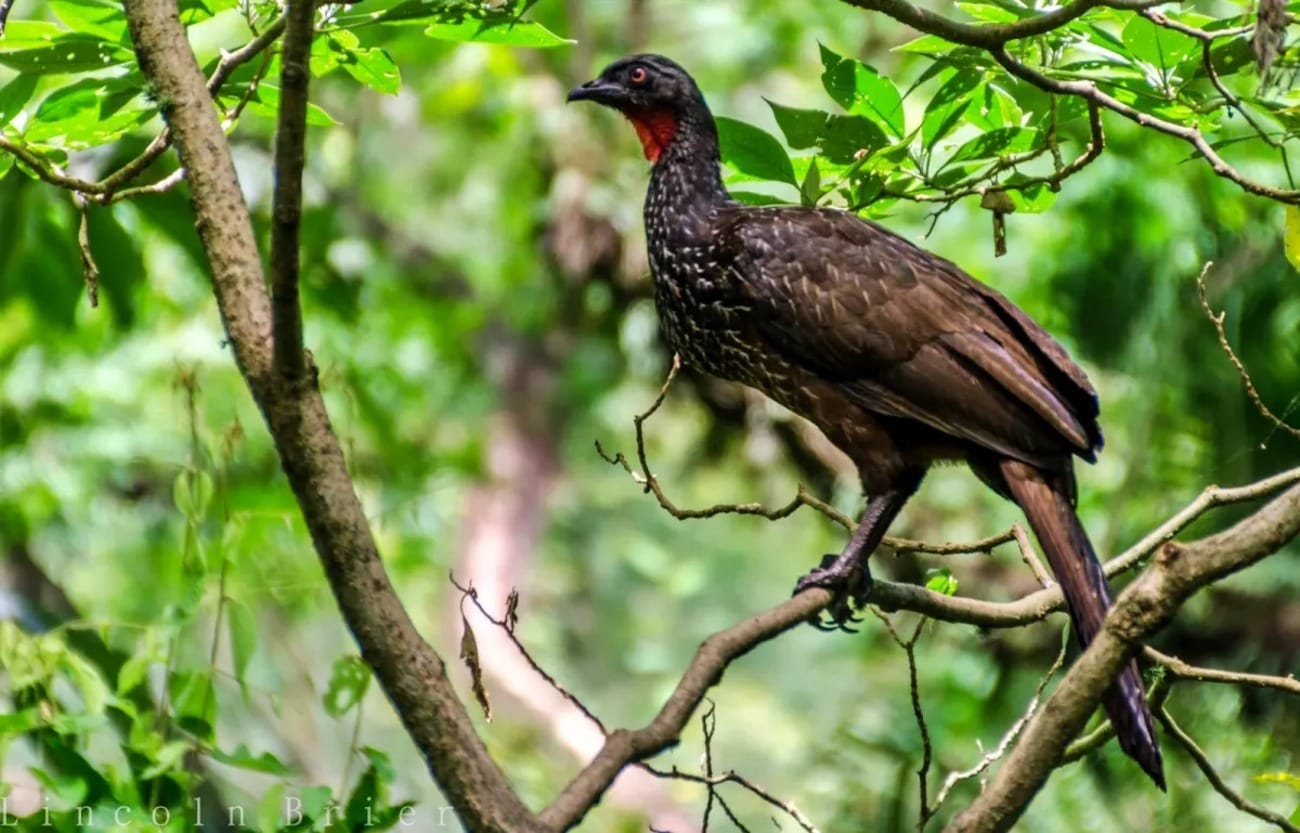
(0, 74), (38, 126)
(1284, 205), (1300, 272)
(0, 35), (134, 75)
(923, 68), (982, 147)
(49, 0), (130, 44)
(716, 116), (796, 186)
(339, 47), (402, 96)
(943, 126), (1041, 166)
(210, 743), (294, 775)
(323, 655), (371, 718)
(768, 101), (828, 149)
(424, 18), (570, 48)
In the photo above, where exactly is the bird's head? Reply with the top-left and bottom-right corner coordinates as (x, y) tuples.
(567, 54), (710, 163)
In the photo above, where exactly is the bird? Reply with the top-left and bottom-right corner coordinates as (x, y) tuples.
(568, 53), (1164, 788)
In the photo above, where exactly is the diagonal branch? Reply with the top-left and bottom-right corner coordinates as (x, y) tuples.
(121, 2), (543, 831)
(945, 481), (1300, 833)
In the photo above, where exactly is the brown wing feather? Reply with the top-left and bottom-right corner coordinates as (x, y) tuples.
(716, 205), (1101, 464)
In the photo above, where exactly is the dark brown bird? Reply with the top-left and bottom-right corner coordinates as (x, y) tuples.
(569, 53), (1163, 788)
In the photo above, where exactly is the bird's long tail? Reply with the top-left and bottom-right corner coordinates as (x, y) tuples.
(1000, 459), (1165, 789)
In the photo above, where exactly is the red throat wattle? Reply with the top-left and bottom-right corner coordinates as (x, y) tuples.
(624, 108), (678, 163)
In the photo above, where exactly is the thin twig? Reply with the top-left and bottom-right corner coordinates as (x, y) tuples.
(448, 575), (607, 734)
(1196, 261), (1300, 441)
(1011, 524), (1052, 587)
(75, 196), (100, 308)
(1146, 647), (1300, 696)
(1159, 707), (1300, 833)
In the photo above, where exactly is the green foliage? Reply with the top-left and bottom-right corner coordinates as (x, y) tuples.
(1, 0), (1297, 831)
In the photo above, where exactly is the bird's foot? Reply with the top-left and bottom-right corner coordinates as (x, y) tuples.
(794, 554), (874, 632)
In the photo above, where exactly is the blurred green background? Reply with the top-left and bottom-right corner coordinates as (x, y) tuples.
(1, 0), (1298, 830)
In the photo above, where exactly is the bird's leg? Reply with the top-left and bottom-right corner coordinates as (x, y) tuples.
(795, 470), (923, 630)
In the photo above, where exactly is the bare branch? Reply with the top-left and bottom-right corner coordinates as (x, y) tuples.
(1159, 708), (1300, 833)
(1197, 262), (1300, 441)
(835, 0), (1166, 50)
(1146, 647), (1300, 696)
(268, 0), (314, 379)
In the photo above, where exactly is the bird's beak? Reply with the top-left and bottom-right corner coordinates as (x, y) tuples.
(567, 78), (624, 105)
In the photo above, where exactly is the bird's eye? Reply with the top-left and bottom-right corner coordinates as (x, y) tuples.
(629, 66), (648, 84)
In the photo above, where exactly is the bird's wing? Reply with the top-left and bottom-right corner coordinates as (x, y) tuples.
(715, 205), (1102, 464)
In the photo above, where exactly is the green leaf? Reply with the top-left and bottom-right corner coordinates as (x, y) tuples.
(210, 743), (294, 775)
(259, 782), (286, 833)
(768, 102), (828, 149)
(340, 47), (402, 96)
(116, 654), (151, 695)
(26, 76), (153, 149)
(0, 154), (14, 182)
(819, 44), (905, 138)
(247, 85), (339, 126)
(1004, 180), (1058, 214)
(925, 568), (959, 596)
(424, 18), (570, 48)
(730, 191), (790, 206)
(716, 116), (796, 186)
(819, 114), (887, 164)
(169, 671), (216, 741)
(324, 655), (371, 718)
(1121, 15), (1197, 74)
(227, 598), (258, 685)
(172, 469), (214, 518)
(944, 126), (1040, 166)
(49, 0), (130, 44)
(1285, 205), (1300, 272)
(62, 653), (109, 716)
(923, 68), (982, 148)
(0, 74), (39, 126)
(0, 36), (134, 75)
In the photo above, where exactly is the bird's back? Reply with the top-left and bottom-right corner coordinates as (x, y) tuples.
(652, 203), (1103, 471)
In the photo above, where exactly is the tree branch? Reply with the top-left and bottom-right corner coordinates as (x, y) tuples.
(835, 0), (1152, 49)
(120, 3), (543, 830)
(945, 481), (1300, 833)
(268, 0), (313, 379)
(989, 46), (1300, 204)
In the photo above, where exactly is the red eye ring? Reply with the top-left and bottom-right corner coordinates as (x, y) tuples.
(629, 66), (648, 84)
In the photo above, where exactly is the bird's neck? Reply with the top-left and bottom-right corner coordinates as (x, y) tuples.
(645, 108), (730, 240)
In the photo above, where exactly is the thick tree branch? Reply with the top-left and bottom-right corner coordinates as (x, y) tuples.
(120, 3), (542, 830)
(268, 0), (313, 379)
(945, 481), (1300, 833)
(835, 0), (1165, 49)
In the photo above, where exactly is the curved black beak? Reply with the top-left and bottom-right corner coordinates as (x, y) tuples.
(567, 78), (624, 105)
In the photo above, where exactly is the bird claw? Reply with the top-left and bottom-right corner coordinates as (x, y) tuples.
(794, 553), (874, 632)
